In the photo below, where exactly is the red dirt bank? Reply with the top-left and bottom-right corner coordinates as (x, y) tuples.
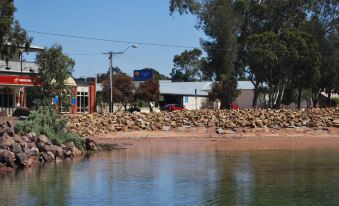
(93, 127), (339, 151)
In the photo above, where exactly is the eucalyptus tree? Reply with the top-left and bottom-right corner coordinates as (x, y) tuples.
(34, 44), (75, 109)
(304, 0), (338, 106)
(170, 48), (207, 81)
(170, 0), (244, 109)
(0, 0), (32, 62)
(246, 29), (321, 108)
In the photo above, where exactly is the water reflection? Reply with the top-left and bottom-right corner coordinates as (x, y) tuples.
(1, 148), (339, 206)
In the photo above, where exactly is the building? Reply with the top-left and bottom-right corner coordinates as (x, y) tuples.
(0, 45), (43, 115)
(159, 81), (256, 110)
(74, 78), (97, 114)
(0, 45), (97, 116)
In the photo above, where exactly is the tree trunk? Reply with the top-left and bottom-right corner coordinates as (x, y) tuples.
(327, 90), (332, 107)
(252, 82), (259, 108)
(149, 103), (153, 112)
(123, 103), (127, 112)
(219, 81), (230, 110)
(297, 88), (302, 109)
(311, 91), (319, 108)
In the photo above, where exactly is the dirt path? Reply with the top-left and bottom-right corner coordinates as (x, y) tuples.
(93, 127), (339, 151)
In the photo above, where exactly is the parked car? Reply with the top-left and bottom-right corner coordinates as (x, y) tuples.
(162, 104), (185, 112)
(230, 103), (240, 110)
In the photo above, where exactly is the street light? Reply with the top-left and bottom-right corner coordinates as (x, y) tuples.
(103, 45), (138, 112)
(18, 48), (25, 107)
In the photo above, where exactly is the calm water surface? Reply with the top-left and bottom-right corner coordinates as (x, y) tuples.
(1, 145), (339, 206)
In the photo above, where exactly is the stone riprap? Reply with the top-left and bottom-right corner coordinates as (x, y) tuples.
(68, 108), (339, 136)
(0, 121), (90, 170)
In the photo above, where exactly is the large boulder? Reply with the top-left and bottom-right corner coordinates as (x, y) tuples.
(10, 142), (22, 154)
(12, 106), (30, 117)
(15, 152), (34, 167)
(37, 135), (51, 145)
(0, 149), (16, 168)
(48, 145), (64, 158)
(85, 138), (97, 151)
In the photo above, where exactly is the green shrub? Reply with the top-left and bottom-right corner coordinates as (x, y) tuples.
(331, 97), (339, 107)
(15, 106), (84, 150)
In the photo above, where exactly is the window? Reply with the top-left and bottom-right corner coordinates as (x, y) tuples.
(77, 91), (89, 113)
(0, 88), (15, 108)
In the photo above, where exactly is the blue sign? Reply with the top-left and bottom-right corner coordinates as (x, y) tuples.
(72, 97), (76, 106)
(133, 70), (153, 81)
(53, 96), (59, 104)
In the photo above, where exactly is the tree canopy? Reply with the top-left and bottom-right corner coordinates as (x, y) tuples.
(135, 80), (160, 112)
(170, 0), (338, 108)
(100, 73), (135, 112)
(34, 44), (75, 108)
(170, 0), (244, 109)
(170, 48), (207, 82)
(0, 0), (32, 62)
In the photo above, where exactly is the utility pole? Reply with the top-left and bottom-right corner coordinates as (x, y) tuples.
(103, 45), (138, 113)
(108, 52), (113, 113)
(195, 88), (197, 110)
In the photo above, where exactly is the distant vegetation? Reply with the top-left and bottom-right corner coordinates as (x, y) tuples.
(169, 0), (338, 109)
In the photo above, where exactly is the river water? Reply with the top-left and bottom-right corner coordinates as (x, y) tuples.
(1, 146), (339, 206)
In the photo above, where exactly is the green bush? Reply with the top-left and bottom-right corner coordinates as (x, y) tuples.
(331, 97), (339, 107)
(15, 106), (84, 150)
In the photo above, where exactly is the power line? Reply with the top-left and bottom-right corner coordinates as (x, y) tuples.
(28, 30), (198, 49)
(66, 53), (102, 56)
(29, 30), (337, 54)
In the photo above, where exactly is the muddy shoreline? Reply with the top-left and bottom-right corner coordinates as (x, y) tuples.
(93, 127), (339, 151)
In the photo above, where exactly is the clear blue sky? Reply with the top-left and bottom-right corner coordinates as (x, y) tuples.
(14, 0), (205, 78)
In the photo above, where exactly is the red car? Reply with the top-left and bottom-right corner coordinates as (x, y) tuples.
(163, 104), (185, 112)
(230, 103), (240, 110)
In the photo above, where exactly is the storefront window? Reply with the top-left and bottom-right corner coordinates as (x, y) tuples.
(0, 88), (15, 108)
(77, 91), (89, 113)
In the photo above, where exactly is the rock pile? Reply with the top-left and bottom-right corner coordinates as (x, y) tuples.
(0, 121), (86, 170)
(68, 108), (339, 136)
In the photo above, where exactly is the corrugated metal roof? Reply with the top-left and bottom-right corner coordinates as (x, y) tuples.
(160, 81), (211, 96)
(159, 81), (254, 96)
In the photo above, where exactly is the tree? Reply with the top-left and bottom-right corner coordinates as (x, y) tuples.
(0, 0), (32, 62)
(170, 0), (243, 109)
(236, 0), (314, 108)
(246, 28), (321, 108)
(101, 73), (134, 112)
(34, 44), (75, 110)
(170, 48), (206, 81)
(135, 80), (160, 112)
(303, 0), (339, 107)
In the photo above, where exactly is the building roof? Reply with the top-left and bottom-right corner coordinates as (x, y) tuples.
(0, 60), (39, 74)
(160, 81), (212, 96)
(51, 76), (77, 86)
(4, 42), (44, 52)
(159, 81), (254, 96)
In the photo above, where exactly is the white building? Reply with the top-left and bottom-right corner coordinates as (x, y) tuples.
(159, 81), (255, 110)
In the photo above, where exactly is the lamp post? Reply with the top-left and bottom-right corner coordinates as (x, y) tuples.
(18, 49), (24, 106)
(103, 45), (138, 113)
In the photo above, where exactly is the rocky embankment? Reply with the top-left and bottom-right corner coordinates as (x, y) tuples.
(0, 121), (97, 171)
(68, 108), (339, 136)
